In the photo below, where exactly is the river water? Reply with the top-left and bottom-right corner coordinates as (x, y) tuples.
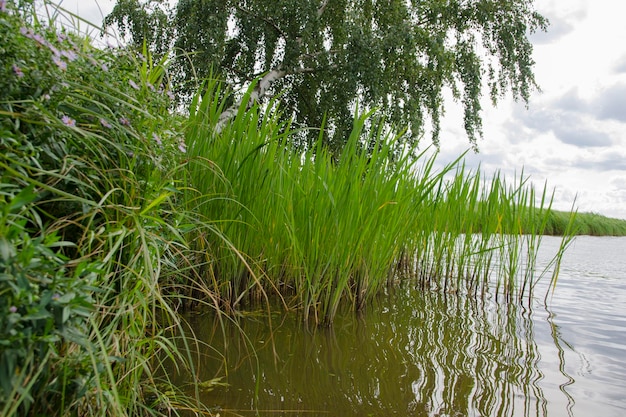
(178, 236), (626, 417)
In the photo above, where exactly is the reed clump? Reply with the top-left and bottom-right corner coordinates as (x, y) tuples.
(185, 80), (576, 325)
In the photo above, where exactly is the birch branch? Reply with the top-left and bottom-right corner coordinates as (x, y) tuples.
(318, 0), (329, 17)
(215, 68), (287, 133)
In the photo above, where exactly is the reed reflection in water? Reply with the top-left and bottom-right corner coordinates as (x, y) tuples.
(179, 286), (552, 417)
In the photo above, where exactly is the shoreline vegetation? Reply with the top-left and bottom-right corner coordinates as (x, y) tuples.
(1, 1), (626, 416)
(544, 210), (626, 236)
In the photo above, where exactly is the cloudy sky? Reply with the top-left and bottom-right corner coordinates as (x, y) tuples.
(437, 0), (626, 219)
(56, 0), (626, 219)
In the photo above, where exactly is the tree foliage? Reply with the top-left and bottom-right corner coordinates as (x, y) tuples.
(104, 0), (174, 59)
(105, 0), (548, 151)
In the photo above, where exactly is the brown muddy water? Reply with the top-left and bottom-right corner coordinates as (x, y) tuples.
(172, 236), (626, 417)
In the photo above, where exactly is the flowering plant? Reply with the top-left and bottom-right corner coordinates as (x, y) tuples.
(0, 1), (195, 415)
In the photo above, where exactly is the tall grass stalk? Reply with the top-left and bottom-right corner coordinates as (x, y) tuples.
(185, 79), (575, 325)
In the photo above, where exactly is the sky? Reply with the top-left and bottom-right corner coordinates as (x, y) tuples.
(55, 0), (626, 219)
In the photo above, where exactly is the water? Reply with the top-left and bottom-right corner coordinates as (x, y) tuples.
(177, 236), (626, 416)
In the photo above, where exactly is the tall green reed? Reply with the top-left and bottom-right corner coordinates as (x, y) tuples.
(185, 78), (575, 325)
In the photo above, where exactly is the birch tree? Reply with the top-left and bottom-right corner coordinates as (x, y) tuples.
(106, 0), (548, 151)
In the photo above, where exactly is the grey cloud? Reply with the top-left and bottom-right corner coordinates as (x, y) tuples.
(572, 153), (626, 171)
(530, 6), (587, 45)
(612, 56), (626, 74)
(595, 84), (626, 122)
(553, 125), (613, 147)
(609, 176), (626, 189)
(513, 106), (613, 148)
(553, 88), (588, 113)
(512, 86), (617, 148)
(530, 17), (574, 45)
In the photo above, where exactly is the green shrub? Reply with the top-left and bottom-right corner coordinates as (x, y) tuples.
(1, 1), (210, 415)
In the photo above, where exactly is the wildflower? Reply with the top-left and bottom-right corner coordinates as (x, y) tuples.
(99, 118), (112, 128)
(119, 117), (131, 127)
(52, 55), (67, 71)
(61, 115), (76, 127)
(152, 133), (162, 146)
(0, 0), (6, 12)
(101, 63), (109, 72)
(178, 140), (187, 153)
(20, 27), (30, 36)
(12, 64), (24, 78)
(9, 306), (17, 314)
(43, 94), (51, 101)
(146, 82), (155, 91)
(47, 43), (60, 56)
(32, 33), (46, 46)
(166, 90), (175, 101)
(67, 38), (78, 50)
(129, 79), (140, 90)
(61, 49), (78, 62)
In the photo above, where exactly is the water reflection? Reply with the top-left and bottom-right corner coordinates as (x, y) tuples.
(545, 307), (575, 417)
(180, 287), (550, 417)
(167, 236), (626, 417)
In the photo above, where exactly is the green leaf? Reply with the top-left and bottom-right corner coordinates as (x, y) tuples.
(0, 237), (15, 262)
(6, 184), (38, 213)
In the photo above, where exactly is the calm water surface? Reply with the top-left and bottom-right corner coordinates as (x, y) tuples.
(179, 236), (626, 416)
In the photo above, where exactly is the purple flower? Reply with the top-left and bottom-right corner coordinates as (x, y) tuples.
(119, 117), (131, 127)
(61, 115), (76, 127)
(152, 133), (162, 146)
(32, 33), (46, 45)
(52, 55), (67, 71)
(166, 90), (175, 101)
(47, 44), (60, 56)
(178, 141), (187, 153)
(9, 306), (17, 314)
(52, 293), (60, 301)
(12, 64), (24, 78)
(99, 118), (112, 128)
(0, 0), (7, 12)
(61, 49), (78, 62)
(129, 79), (140, 90)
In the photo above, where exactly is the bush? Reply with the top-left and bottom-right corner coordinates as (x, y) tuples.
(1, 1), (204, 415)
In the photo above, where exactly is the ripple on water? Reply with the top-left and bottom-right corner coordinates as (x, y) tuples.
(168, 236), (626, 417)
